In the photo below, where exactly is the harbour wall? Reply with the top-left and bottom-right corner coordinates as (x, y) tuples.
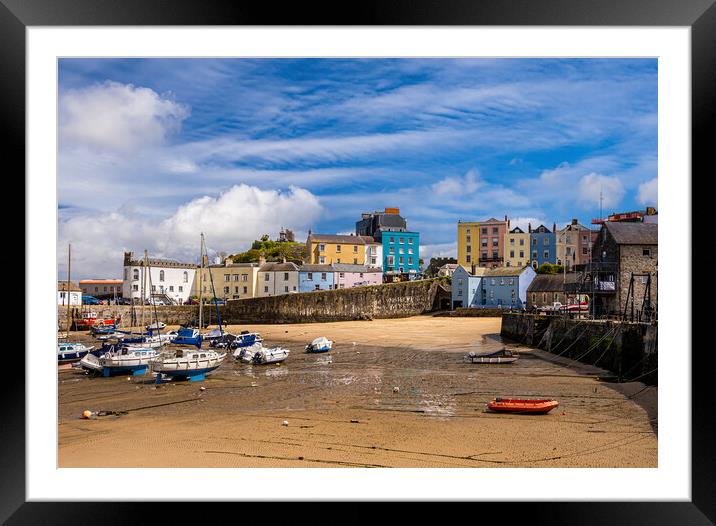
(220, 279), (451, 324)
(58, 279), (451, 326)
(501, 313), (658, 385)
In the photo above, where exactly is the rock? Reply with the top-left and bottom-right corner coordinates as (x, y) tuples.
(350, 419), (359, 423)
(200, 386), (206, 391)
(393, 386), (400, 393)
(282, 420), (289, 426)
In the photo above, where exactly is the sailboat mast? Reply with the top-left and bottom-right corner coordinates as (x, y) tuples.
(199, 234), (204, 329)
(66, 243), (72, 335)
(142, 250), (148, 329)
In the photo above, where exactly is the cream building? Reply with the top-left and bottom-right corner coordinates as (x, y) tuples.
(122, 251), (196, 305)
(256, 262), (300, 297)
(194, 260), (260, 301)
(504, 226), (530, 268)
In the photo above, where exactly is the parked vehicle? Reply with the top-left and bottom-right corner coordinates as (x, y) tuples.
(82, 295), (101, 305)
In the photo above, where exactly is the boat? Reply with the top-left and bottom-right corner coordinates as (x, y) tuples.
(151, 348), (226, 382)
(486, 398), (559, 414)
(463, 348), (518, 364)
(80, 344), (160, 377)
(146, 321), (166, 332)
(233, 342), (264, 362)
(57, 342), (95, 365)
(252, 346), (290, 365)
(171, 327), (203, 348)
(91, 324), (118, 336)
(305, 336), (333, 353)
(73, 311), (119, 330)
(220, 331), (263, 350)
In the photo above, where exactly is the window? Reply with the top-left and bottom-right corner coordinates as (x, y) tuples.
(353, 258), (358, 264)
(643, 248), (652, 256)
(233, 274), (239, 281)
(510, 250), (515, 258)
(408, 258), (413, 265)
(554, 293), (559, 301)
(491, 278), (496, 285)
(492, 251), (498, 260)
(178, 286), (183, 292)
(510, 238), (514, 246)
(582, 247), (589, 255)
(265, 274), (269, 281)
(408, 238), (413, 245)
(492, 227), (498, 235)
(285, 286), (289, 292)
(408, 248), (413, 254)
(318, 244), (325, 251)
(336, 258), (341, 263)
(543, 293), (547, 302)
(481, 239), (487, 247)
(466, 245), (471, 253)
(103, 286), (108, 292)
(242, 274), (247, 281)
(152, 285), (156, 292)
(359, 273), (364, 278)
(315, 285), (321, 291)
(532, 251), (537, 259)
(399, 257), (404, 264)
(319, 256), (326, 264)
(284, 273), (289, 281)
(519, 251), (524, 258)
(519, 239), (524, 246)
(353, 245), (358, 253)
(389, 247), (395, 254)
(169, 286), (174, 292)
(458, 289), (463, 296)
(466, 255), (471, 263)
(224, 286), (229, 294)
(481, 228), (487, 235)
(133, 284), (139, 291)
(532, 293), (536, 303)
(159, 270), (165, 282)
(544, 238), (549, 246)
(321, 273), (327, 280)
(183, 271), (188, 283)
(224, 274), (230, 282)
(307, 272), (313, 280)
(532, 238), (537, 245)
(337, 245), (342, 252)
(500, 278), (505, 285)
(387, 256), (395, 266)
(339, 272), (345, 278)
(466, 236), (471, 243)
(243, 286), (248, 294)
(481, 252), (487, 260)
(133, 269), (139, 280)
(400, 238), (404, 244)
(544, 251), (549, 259)
(264, 286), (269, 293)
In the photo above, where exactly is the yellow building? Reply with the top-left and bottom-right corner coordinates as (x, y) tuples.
(193, 259), (260, 301)
(456, 221), (480, 267)
(504, 226), (530, 268)
(305, 233), (374, 265)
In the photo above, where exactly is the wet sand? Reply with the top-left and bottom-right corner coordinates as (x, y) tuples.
(58, 316), (657, 468)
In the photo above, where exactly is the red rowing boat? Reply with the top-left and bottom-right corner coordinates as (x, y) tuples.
(487, 398), (559, 414)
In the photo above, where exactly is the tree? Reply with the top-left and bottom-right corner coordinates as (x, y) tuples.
(537, 263), (565, 275)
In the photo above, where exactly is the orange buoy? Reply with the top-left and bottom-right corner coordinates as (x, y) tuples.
(82, 410), (93, 419)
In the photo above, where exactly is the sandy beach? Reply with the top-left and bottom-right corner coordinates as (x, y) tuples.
(58, 316), (657, 468)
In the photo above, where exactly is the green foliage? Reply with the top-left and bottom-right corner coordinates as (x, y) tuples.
(537, 263), (565, 275)
(230, 240), (306, 263)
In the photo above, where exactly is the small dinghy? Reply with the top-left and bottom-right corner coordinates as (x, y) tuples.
(305, 336), (333, 353)
(252, 346), (290, 365)
(151, 348), (226, 382)
(233, 342), (264, 363)
(58, 342), (95, 365)
(487, 398), (559, 414)
(171, 327), (203, 347)
(464, 348), (518, 364)
(91, 324), (118, 336)
(228, 331), (264, 350)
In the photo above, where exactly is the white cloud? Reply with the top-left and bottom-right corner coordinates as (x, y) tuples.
(420, 242), (458, 265)
(58, 184), (322, 279)
(60, 81), (190, 151)
(432, 169), (481, 195)
(577, 173), (625, 209)
(637, 178), (658, 206)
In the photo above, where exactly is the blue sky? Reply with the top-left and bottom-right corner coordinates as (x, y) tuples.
(58, 58), (657, 279)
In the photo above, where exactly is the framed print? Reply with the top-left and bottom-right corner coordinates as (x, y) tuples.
(6, 0), (713, 521)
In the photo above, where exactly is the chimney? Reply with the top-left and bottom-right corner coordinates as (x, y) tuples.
(572, 218), (578, 225)
(507, 218), (510, 229)
(528, 223), (532, 233)
(259, 256), (267, 266)
(553, 222), (556, 233)
(504, 214), (508, 222)
(471, 263), (476, 275)
(282, 257), (286, 263)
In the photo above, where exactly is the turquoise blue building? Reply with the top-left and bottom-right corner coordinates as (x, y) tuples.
(382, 231), (420, 276)
(529, 224), (557, 269)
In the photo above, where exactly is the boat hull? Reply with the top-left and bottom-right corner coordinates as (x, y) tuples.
(58, 350), (91, 365)
(487, 399), (559, 414)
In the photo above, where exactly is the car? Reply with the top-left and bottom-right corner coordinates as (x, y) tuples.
(116, 297), (133, 305)
(184, 298), (199, 305)
(82, 295), (101, 305)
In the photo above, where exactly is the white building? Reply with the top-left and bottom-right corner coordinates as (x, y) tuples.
(122, 251), (197, 305)
(256, 261), (300, 297)
(58, 281), (82, 306)
(364, 241), (383, 268)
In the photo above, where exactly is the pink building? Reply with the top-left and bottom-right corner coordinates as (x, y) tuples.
(332, 264), (383, 289)
(478, 217), (509, 267)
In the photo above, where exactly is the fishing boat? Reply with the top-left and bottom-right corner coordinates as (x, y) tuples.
(305, 336), (333, 353)
(252, 346), (290, 365)
(57, 342), (95, 365)
(486, 398), (559, 414)
(463, 348), (518, 364)
(73, 311), (119, 330)
(80, 345), (160, 376)
(151, 348), (226, 382)
(233, 342), (264, 362)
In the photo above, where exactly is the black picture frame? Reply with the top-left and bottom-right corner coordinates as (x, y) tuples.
(6, 0), (711, 522)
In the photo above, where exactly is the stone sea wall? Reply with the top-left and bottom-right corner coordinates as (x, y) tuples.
(501, 313), (658, 385)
